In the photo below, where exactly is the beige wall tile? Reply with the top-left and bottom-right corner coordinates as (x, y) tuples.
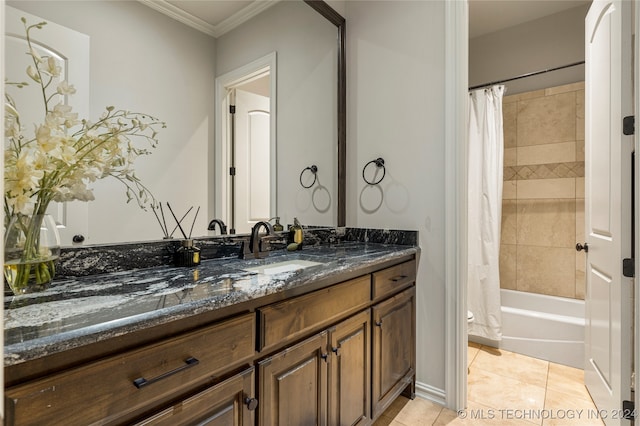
(516, 199), (576, 248)
(504, 147), (517, 166)
(500, 244), (517, 290)
(576, 199), (585, 243)
(503, 180), (517, 200)
(576, 90), (585, 141)
(517, 92), (576, 146)
(503, 93), (518, 105)
(501, 200), (517, 244)
(517, 178), (575, 199)
(576, 177), (584, 199)
(517, 142), (576, 166)
(503, 101), (517, 149)
(576, 140), (585, 162)
(517, 246), (576, 298)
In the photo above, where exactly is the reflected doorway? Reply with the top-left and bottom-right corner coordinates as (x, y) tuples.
(215, 53), (277, 235)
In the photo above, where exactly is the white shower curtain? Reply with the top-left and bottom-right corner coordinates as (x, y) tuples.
(467, 85), (504, 341)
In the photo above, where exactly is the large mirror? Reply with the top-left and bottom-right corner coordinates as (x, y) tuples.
(5, 0), (345, 245)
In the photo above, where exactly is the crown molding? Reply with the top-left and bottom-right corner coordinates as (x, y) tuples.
(138, 0), (280, 38)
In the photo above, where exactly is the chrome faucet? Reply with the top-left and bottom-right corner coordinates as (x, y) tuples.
(240, 221), (274, 259)
(207, 219), (227, 235)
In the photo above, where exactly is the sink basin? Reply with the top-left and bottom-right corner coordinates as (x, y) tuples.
(243, 259), (322, 275)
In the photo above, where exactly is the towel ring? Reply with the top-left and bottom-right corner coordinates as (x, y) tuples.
(362, 158), (386, 185)
(300, 165), (318, 188)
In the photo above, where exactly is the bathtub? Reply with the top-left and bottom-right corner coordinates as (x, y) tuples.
(470, 289), (585, 369)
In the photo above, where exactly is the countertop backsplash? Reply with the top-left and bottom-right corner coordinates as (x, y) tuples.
(54, 227), (418, 278)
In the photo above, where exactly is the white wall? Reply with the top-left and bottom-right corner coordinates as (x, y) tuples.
(470, 5), (588, 94)
(345, 0), (448, 398)
(7, 1), (215, 244)
(216, 1), (338, 228)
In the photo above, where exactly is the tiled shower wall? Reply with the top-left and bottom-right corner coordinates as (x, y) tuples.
(499, 82), (585, 300)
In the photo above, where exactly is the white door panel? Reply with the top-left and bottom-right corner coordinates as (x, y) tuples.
(234, 89), (270, 234)
(585, 1), (634, 424)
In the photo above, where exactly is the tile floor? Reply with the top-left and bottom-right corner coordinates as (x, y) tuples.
(373, 342), (603, 425)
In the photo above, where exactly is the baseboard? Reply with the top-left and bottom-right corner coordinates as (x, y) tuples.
(415, 380), (446, 406)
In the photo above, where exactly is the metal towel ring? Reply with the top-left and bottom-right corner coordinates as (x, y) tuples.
(300, 165), (318, 188)
(362, 158), (386, 185)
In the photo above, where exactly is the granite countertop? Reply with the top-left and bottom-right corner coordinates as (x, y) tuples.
(4, 242), (418, 367)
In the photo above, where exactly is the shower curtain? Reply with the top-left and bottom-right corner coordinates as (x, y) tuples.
(467, 85), (504, 341)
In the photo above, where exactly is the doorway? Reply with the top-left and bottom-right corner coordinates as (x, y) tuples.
(214, 53), (277, 234)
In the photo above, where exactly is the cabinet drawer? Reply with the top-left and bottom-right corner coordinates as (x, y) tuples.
(372, 260), (416, 301)
(135, 367), (256, 426)
(258, 276), (370, 353)
(5, 313), (255, 426)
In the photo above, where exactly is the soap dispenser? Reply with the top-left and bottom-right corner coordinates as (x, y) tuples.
(288, 218), (304, 250)
(272, 217), (284, 232)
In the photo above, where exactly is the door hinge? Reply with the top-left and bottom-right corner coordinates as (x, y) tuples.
(623, 115), (635, 135)
(229, 105), (236, 114)
(623, 258), (635, 278)
(622, 400), (636, 420)
(229, 166), (236, 176)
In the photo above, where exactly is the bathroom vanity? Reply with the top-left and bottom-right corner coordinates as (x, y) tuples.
(4, 238), (418, 425)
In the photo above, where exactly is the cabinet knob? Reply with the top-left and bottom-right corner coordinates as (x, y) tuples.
(332, 347), (339, 356)
(72, 234), (85, 243)
(245, 397), (258, 411)
(320, 353), (329, 362)
(375, 321), (383, 328)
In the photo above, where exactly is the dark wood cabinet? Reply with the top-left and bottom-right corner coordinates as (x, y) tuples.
(328, 309), (371, 426)
(5, 256), (417, 426)
(258, 331), (329, 426)
(4, 313), (255, 426)
(135, 367), (256, 426)
(371, 286), (416, 419)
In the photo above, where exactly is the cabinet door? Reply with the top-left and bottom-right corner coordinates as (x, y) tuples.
(135, 367), (257, 426)
(328, 310), (371, 426)
(371, 287), (416, 419)
(259, 331), (329, 426)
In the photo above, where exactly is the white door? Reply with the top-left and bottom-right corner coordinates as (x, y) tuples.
(5, 7), (90, 246)
(584, 1), (634, 424)
(233, 89), (270, 234)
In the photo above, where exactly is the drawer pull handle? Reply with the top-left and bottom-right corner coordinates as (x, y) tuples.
(133, 357), (199, 389)
(245, 397), (259, 411)
(390, 275), (408, 282)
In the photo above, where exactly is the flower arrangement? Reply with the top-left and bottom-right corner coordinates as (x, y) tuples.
(4, 18), (165, 294)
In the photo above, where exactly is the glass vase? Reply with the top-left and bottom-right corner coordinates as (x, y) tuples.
(4, 214), (61, 295)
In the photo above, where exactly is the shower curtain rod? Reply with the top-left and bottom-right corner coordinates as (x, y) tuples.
(468, 60), (586, 91)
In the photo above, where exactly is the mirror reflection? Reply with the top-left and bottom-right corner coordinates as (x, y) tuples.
(5, 0), (339, 246)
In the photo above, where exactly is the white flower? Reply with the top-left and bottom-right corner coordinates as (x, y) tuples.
(56, 80), (76, 95)
(45, 57), (61, 77)
(26, 65), (40, 83)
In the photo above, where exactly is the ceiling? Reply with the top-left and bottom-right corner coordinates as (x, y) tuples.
(469, 0), (592, 39)
(140, 0), (592, 39)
